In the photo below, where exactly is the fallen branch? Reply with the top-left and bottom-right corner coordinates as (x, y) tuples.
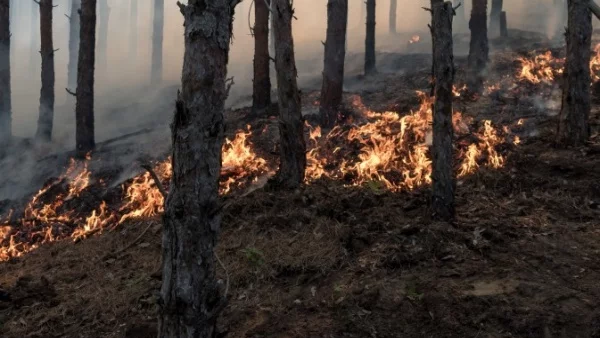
(141, 163), (167, 199)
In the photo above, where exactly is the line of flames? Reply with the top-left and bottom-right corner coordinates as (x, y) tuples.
(0, 92), (520, 261)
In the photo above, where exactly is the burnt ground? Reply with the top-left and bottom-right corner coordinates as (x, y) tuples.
(1, 31), (600, 337)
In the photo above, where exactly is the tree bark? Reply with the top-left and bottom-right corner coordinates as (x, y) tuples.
(35, 0), (55, 142)
(489, 0), (502, 38)
(272, 0), (306, 188)
(0, 0), (10, 146)
(499, 11), (507, 37)
(320, 0), (348, 128)
(75, 0), (96, 157)
(151, 0), (163, 84)
(97, 0), (109, 71)
(67, 0), (80, 91)
(30, 0), (39, 74)
(159, 1), (240, 337)
(389, 0), (396, 34)
(557, 0), (591, 146)
(365, 0), (376, 75)
(466, 0), (488, 94)
(251, 0), (271, 117)
(129, 0), (137, 60)
(430, 0), (455, 221)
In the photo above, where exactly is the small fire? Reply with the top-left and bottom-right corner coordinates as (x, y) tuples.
(408, 35), (420, 44)
(517, 51), (563, 84)
(453, 84), (467, 97)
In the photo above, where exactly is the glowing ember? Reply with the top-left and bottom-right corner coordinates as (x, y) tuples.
(453, 84), (467, 97)
(408, 35), (420, 44)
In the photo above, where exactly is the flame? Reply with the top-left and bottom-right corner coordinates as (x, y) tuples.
(518, 45), (600, 84)
(453, 84), (467, 97)
(408, 35), (420, 44)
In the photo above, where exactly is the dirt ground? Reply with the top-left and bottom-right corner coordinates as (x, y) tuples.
(1, 31), (600, 338)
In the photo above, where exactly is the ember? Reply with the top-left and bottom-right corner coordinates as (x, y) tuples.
(408, 35), (420, 44)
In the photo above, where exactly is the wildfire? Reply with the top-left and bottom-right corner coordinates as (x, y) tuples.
(408, 35), (421, 44)
(453, 84), (467, 97)
(518, 44), (600, 84)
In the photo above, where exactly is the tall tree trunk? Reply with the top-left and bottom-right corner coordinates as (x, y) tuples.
(97, 0), (109, 72)
(365, 0), (376, 75)
(67, 0), (80, 91)
(557, 0), (591, 146)
(389, 0), (396, 34)
(320, 0), (348, 128)
(251, 0), (271, 116)
(129, 0), (137, 60)
(272, 0), (306, 188)
(466, 0), (488, 94)
(489, 0), (502, 38)
(151, 0), (163, 84)
(430, 0), (456, 221)
(75, 0), (96, 157)
(30, 0), (39, 74)
(35, 0), (55, 142)
(269, 13), (275, 57)
(159, 1), (240, 337)
(8, 0), (14, 67)
(0, 0), (10, 146)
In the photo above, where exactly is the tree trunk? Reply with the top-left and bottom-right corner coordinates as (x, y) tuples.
(251, 0), (271, 116)
(320, 0), (348, 128)
(97, 0), (109, 71)
(389, 0), (396, 34)
(0, 0), (10, 146)
(35, 0), (55, 142)
(557, 0), (591, 146)
(272, 0), (306, 188)
(129, 0), (137, 60)
(365, 0), (376, 75)
(430, 0), (456, 221)
(489, 0), (502, 38)
(466, 0), (488, 94)
(269, 14), (275, 56)
(67, 0), (80, 91)
(158, 1), (240, 337)
(75, 0), (96, 157)
(500, 11), (507, 37)
(30, 0), (39, 74)
(151, 0), (163, 84)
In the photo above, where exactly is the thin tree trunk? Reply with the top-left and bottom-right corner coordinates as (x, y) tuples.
(0, 0), (10, 146)
(500, 11), (507, 37)
(466, 0), (488, 94)
(320, 0), (348, 128)
(159, 1), (240, 337)
(35, 0), (55, 142)
(67, 0), (80, 91)
(8, 0), (14, 67)
(30, 0), (39, 74)
(365, 0), (376, 75)
(269, 13), (275, 56)
(557, 0), (591, 146)
(251, 0), (271, 116)
(97, 0), (109, 71)
(151, 0), (163, 84)
(272, 0), (306, 188)
(389, 0), (396, 34)
(129, 0), (137, 60)
(489, 0), (502, 38)
(430, 0), (456, 221)
(75, 0), (96, 157)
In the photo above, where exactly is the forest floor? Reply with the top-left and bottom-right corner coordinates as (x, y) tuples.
(1, 30), (600, 337)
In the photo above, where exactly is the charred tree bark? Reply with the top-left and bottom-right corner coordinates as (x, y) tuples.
(97, 0), (109, 71)
(389, 0), (396, 34)
(151, 0), (163, 84)
(35, 0), (55, 142)
(489, 0), (502, 38)
(251, 0), (271, 117)
(272, 0), (306, 188)
(159, 1), (240, 337)
(430, 0), (455, 221)
(30, 0), (39, 74)
(75, 0), (96, 157)
(129, 0), (137, 59)
(67, 0), (80, 91)
(466, 0), (488, 94)
(557, 0), (591, 146)
(365, 0), (376, 75)
(0, 0), (10, 145)
(320, 0), (348, 128)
